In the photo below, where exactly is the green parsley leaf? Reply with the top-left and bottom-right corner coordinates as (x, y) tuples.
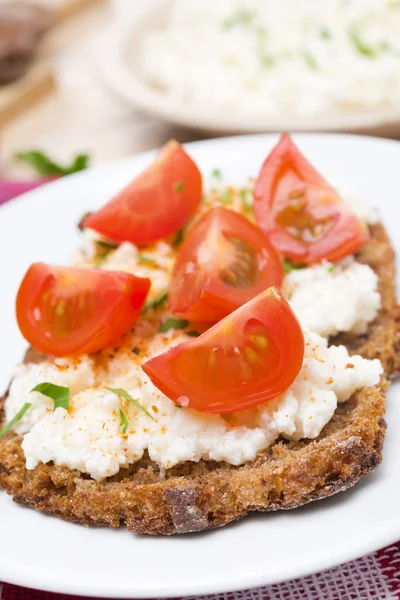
(15, 151), (90, 177)
(303, 51), (318, 70)
(328, 264), (336, 273)
(282, 259), (307, 274)
(137, 255), (157, 266)
(31, 382), (70, 410)
(159, 317), (189, 333)
(0, 403), (31, 439)
(220, 189), (232, 204)
(186, 330), (200, 337)
(211, 168), (223, 182)
(107, 387), (155, 421)
(174, 403), (183, 409)
(172, 228), (185, 247)
(119, 409), (129, 434)
(174, 181), (185, 192)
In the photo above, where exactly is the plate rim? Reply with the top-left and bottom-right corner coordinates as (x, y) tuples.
(0, 132), (400, 598)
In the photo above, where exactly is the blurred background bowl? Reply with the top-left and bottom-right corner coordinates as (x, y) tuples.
(93, 0), (400, 137)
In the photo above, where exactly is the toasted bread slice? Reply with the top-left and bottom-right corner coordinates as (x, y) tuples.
(0, 223), (397, 535)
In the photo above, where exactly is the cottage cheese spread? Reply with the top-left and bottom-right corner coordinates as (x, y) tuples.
(283, 257), (381, 338)
(137, 0), (400, 118)
(5, 326), (382, 481)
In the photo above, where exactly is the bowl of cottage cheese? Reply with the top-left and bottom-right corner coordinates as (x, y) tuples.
(95, 0), (400, 135)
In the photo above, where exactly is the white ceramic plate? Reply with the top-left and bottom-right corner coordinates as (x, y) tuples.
(0, 134), (399, 599)
(94, 1), (400, 137)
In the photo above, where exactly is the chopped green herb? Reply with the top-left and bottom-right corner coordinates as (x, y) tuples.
(349, 28), (381, 58)
(15, 151), (90, 177)
(240, 188), (253, 210)
(31, 382), (70, 410)
(303, 51), (318, 70)
(0, 403), (31, 440)
(328, 264), (336, 273)
(159, 317), (189, 333)
(94, 240), (117, 266)
(172, 228), (185, 247)
(260, 54), (275, 68)
(186, 330), (200, 337)
(174, 403), (183, 409)
(282, 259), (307, 274)
(220, 188), (232, 205)
(320, 29), (331, 40)
(137, 255), (157, 266)
(211, 168), (223, 182)
(119, 409), (129, 434)
(174, 181), (185, 192)
(222, 9), (256, 30)
(144, 291), (169, 313)
(107, 387), (155, 421)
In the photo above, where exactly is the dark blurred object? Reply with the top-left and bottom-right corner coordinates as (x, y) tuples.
(0, 2), (54, 84)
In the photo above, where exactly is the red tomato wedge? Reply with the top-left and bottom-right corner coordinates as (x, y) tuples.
(16, 263), (150, 356)
(254, 133), (369, 265)
(169, 207), (283, 322)
(84, 140), (202, 245)
(142, 287), (304, 414)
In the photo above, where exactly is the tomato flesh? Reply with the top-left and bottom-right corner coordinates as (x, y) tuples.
(142, 287), (304, 413)
(169, 207), (283, 322)
(254, 133), (369, 264)
(84, 140), (202, 245)
(16, 263), (151, 356)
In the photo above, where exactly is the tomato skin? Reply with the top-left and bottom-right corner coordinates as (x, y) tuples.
(16, 263), (151, 356)
(254, 133), (369, 265)
(169, 207), (284, 323)
(142, 287), (304, 414)
(84, 140), (202, 245)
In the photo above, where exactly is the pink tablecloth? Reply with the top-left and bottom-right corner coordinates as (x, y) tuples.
(1, 180), (399, 600)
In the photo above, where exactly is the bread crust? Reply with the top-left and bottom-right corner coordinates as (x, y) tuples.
(0, 223), (397, 535)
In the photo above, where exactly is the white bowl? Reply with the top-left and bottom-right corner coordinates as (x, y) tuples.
(94, 0), (400, 136)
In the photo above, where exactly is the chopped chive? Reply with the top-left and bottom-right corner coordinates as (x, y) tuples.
(211, 168), (223, 182)
(119, 409), (129, 434)
(186, 330), (200, 337)
(220, 189), (232, 204)
(282, 259), (307, 274)
(137, 255), (157, 266)
(172, 228), (185, 247)
(0, 403), (31, 439)
(320, 29), (331, 40)
(159, 317), (189, 333)
(107, 387), (155, 421)
(303, 51), (318, 69)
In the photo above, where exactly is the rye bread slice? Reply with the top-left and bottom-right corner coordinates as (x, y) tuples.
(0, 223), (397, 535)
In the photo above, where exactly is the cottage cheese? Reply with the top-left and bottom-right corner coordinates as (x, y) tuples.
(5, 326), (382, 481)
(137, 0), (400, 117)
(283, 257), (381, 338)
